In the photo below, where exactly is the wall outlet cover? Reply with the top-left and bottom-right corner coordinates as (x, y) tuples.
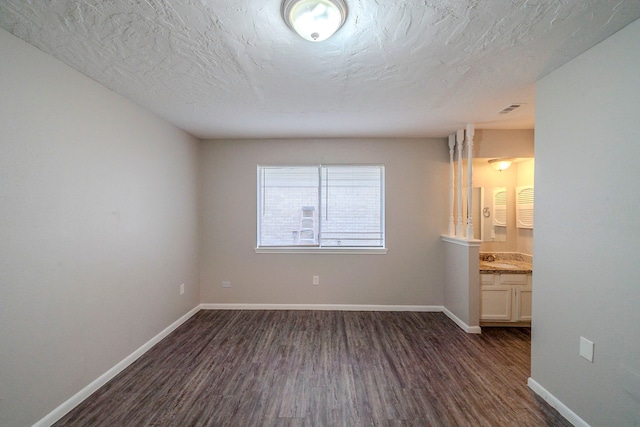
(579, 336), (594, 362)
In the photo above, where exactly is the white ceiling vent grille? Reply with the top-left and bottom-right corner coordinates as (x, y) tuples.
(498, 103), (525, 114)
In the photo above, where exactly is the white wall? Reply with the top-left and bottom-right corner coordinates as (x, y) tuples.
(532, 18), (640, 426)
(442, 239), (480, 330)
(200, 138), (448, 306)
(0, 29), (201, 426)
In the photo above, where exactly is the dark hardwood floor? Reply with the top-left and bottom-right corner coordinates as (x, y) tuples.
(55, 310), (570, 426)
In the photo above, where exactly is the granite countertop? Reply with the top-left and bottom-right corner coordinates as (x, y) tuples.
(479, 260), (532, 274)
(479, 253), (533, 274)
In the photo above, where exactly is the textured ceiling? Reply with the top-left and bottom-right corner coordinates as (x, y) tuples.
(1, 1), (639, 139)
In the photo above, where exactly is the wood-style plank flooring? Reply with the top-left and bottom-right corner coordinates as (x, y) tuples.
(55, 310), (571, 426)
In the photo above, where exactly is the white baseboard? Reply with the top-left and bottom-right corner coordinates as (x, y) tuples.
(203, 304), (482, 334)
(442, 307), (482, 334)
(34, 305), (201, 427)
(527, 377), (590, 427)
(200, 303), (442, 312)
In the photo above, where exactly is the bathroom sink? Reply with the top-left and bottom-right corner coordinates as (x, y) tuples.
(483, 262), (519, 269)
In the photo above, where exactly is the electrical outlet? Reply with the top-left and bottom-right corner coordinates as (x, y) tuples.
(579, 337), (594, 362)
(180, 283), (185, 295)
(313, 276), (320, 285)
(222, 281), (231, 288)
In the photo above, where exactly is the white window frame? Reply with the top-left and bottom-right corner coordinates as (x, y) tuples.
(255, 164), (387, 254)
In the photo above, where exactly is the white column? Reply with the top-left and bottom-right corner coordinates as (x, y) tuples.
(466, 123), (475, 239)
(448, 134), (456, 236)
(456, 129), (464, 237)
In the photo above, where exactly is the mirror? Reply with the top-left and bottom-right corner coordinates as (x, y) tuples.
(465, 187), (507, 242)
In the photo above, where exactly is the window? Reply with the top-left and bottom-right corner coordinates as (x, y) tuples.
(257, 165), (385, 252)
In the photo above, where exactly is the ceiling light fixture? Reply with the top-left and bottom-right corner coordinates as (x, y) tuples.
(488, 158), (513, 172)
(282, 0), (347, 42)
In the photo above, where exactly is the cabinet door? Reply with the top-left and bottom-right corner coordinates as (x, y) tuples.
(481, 287), (512, 321)
(515, 288), (533, 321)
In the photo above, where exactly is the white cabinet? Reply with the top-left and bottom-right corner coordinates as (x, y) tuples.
(515, 287), (532, 321)
(480, 273), (532, 323)
(516, 185), (534, 229)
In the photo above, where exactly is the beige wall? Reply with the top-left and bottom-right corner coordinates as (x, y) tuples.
(200, 138), (449, 306)
(474, 129), (535, 158)
(472, 157), (534, 254)
(533, 18), (640, 426)
(0, 30), (201, 426)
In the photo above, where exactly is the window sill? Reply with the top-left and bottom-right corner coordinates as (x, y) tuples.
(255, 247), (388, 255)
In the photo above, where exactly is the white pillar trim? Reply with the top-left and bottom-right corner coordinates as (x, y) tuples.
(465, 123), (475, 239)
(455, 129), (465, 238)
(448, 134), (456, 236)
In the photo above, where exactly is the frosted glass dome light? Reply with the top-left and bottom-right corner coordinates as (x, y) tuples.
(489, 158), (514, 172)
(282, 0), (347, 42)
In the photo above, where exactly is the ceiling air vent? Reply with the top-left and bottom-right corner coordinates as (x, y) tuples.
(498, 103), (524, 114)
